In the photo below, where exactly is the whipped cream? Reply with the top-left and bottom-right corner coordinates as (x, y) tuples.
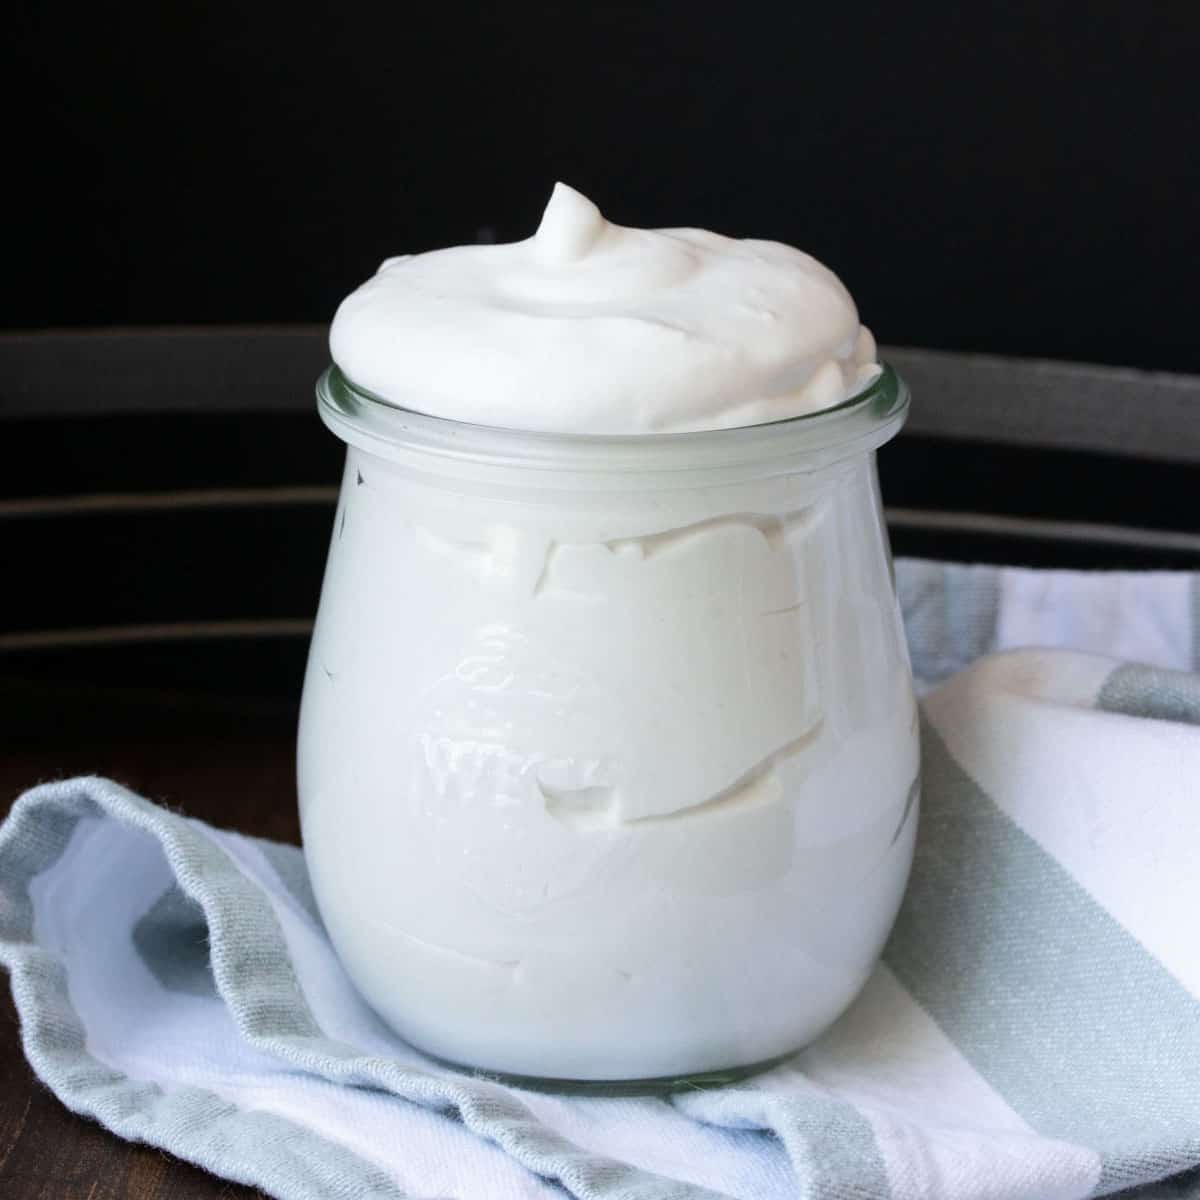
(330, 183), (878, 434)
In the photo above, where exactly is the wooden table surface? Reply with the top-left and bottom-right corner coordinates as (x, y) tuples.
(0, 680), (300, 1199)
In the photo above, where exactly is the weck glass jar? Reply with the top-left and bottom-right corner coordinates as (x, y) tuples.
(297, 363), (919, 1088)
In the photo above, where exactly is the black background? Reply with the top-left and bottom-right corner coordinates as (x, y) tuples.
(9, 1), (1200, 372)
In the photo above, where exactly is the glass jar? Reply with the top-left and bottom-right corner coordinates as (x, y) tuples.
(298, 365), (919, 1087)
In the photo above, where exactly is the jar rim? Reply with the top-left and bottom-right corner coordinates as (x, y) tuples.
(317, 362), (909, 475)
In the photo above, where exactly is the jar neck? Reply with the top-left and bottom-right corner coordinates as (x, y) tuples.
(317, 363), (908, 493)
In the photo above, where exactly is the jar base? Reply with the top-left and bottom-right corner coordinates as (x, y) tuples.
(422, 1047), (799, 1096)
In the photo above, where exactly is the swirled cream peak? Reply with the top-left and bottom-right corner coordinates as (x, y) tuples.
(330, 183), (879, 434)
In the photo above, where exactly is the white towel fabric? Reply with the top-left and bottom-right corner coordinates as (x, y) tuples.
(2, 559), (1199, 1200)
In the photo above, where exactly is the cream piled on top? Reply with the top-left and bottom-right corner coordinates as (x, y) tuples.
(330, 183), (878, 434)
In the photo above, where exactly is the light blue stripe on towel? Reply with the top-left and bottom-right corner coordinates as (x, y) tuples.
(675, 1085), (892, 1200)
(1192, 576), (1200, 672)
(1097, 663), (1200, 727)
(895, 561), (1001, 687)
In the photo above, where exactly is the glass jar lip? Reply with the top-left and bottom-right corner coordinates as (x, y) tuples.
(317, 362), (908, 474)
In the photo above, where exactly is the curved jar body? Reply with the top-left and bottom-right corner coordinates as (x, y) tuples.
(298, 367), (920, 1084)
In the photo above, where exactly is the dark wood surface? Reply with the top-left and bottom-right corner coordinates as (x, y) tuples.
(0, 681), (300, 1199)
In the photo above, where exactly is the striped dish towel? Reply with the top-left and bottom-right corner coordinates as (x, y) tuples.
(2, 559), (1199, 1200)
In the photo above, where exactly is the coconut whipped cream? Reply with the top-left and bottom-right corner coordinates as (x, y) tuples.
(299, 192), (916, 1082)
(330, 183), (879, 434)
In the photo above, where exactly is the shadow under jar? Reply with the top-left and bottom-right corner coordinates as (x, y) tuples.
(298, 364), (919, 1089)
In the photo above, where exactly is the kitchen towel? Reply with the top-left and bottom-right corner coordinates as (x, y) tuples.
(2, 559), (1199, 1200)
